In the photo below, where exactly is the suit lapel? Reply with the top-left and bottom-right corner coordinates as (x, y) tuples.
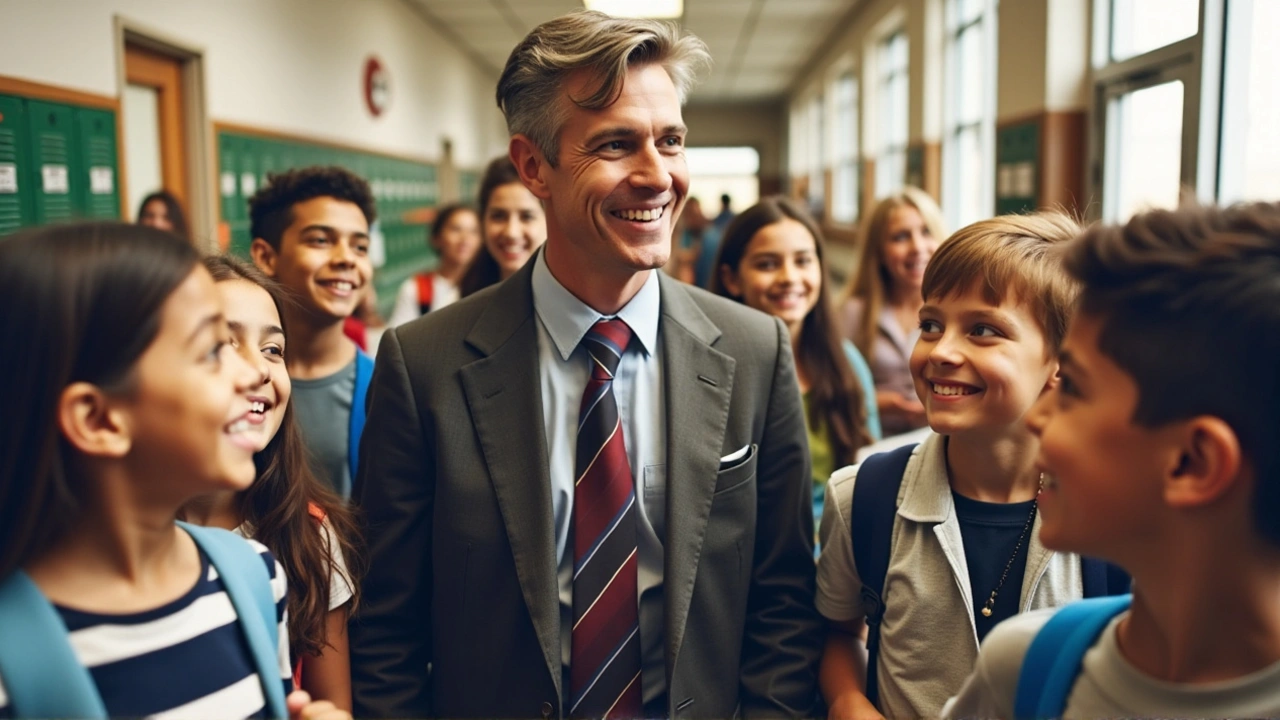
(458, 266), (562, 696)
(657, 274), (736, 677)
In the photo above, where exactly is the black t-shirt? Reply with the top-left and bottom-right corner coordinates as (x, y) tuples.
(952, 491), (1037, 642)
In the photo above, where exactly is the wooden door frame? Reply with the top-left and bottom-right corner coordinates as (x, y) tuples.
(114, 18), (213, 249)
(124, 43), (187, 209)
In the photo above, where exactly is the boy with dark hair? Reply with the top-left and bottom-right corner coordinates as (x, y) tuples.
(944, 201), (1280, 717)
(249, 166), (377, 499)
(818, 213), (1127, 719)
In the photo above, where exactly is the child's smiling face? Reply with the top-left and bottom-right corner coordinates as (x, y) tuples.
(1026, 312), (1173, 557)
(910, 285), (1058, 437)
(216, 279), (291, 453)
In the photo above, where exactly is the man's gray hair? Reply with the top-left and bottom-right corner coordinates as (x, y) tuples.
(497, 10), (711, 166)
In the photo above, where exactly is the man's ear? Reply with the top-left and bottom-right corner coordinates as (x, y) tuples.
(58, 382), (131, 459)
(250, 238), (278, 277)
(1164, 417), (1243, 509)
(719, 264), (742, 298)
(510, 134), (553, 201)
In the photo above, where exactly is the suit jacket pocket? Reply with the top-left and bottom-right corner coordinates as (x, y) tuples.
(713, 443), (757, 495)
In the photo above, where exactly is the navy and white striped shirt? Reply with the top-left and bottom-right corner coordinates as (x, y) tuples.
(0, 538), (292, 718)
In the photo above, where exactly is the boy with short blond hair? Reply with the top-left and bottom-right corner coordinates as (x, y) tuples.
(944, 202), (1280, 718)
(818, 213), (1126, 719)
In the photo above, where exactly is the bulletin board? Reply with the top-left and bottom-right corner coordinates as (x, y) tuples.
(215, 125), (439, 316)
(995, 120), (1039, 215)
(905, 145), (924, 190)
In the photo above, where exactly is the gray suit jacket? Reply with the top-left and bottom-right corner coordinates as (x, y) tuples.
(350, 259), (822, 718)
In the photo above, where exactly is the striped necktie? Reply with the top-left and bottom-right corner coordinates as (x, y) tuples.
(569, 319), (643, 719)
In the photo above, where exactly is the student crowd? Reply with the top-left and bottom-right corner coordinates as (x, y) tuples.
(1, 9), (1278, 720)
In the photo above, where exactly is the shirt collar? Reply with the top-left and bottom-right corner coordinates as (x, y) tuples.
(531, 249), (661, 362)
(896, 432), (954, 523)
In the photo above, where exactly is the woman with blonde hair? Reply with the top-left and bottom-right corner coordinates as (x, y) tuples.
(838, 186), (946, 436)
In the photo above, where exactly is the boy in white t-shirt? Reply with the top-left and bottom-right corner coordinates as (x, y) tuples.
(944, 202), (1280, 717)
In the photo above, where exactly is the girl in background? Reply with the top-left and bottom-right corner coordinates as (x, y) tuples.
(185, 255), (365, 711)
(459, 156), (547, 297)
(712, 196), (880, 527)
(136, 189), (191, 242)
(0, 223), (346, 719)
(838, 187), (946, 436)
(386, 203), (482, 327)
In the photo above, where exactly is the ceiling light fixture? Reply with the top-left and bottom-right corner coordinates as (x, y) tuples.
(582, 0), (683, 20)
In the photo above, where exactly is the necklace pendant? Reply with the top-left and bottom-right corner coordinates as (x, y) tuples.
(981, 606), (993, 617)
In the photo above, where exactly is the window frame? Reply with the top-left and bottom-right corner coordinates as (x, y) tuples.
(1089, 0), (1225, 221)
(875, 29), (909, 198)
(830, 70), (861, 225)
(941, 0), (997, 229)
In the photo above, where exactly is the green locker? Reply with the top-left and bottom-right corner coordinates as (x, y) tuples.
(27, 100), (79, 224)
(218, 133), (242, 222)
(215, 129), (438, 268)
(0, 94), (34, 235)
(76, 108), (120, 220)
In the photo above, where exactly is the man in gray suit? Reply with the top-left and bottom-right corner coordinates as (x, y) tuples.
(351, 10), (822, 718)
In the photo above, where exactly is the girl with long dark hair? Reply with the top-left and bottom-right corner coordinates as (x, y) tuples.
(712, 196), (881, 523)
(0, 222), (345, 718)
(459, 155), (546, 297)
(386, 203), (481, 326)
(184, 255), (365, 711)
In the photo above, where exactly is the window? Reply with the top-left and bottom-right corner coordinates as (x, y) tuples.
(1219, 0), (1280, 203)
(875, 30), (909, 197)
(1109, 0), (1199, 62)
(1092, 0), (1208, 221)
(942, 0), (997, 228)
(831, 72), (860, 224)
(1108, 80), (1185, 221)
(1094, 0), (1277, 219)
(807, 94), (825, 217)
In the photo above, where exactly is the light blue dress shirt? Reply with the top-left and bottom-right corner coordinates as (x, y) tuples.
(531, 250), (667, 707)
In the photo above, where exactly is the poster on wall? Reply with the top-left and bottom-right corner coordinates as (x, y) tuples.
(995, 121), (1039, 215)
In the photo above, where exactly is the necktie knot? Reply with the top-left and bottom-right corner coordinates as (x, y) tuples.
(582, 318), (632, 380)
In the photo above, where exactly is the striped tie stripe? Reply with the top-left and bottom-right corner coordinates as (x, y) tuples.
(570, 319), (643, 719)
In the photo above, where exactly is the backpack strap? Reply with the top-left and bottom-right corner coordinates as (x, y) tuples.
(415, 272), (434, 315)
(179, 523), (288, 720)
(850, 443), (917, 710)
(348, 348), (375, 497)
(0, 571), (108, 718)
(1013, 595), (1132, 720)
(1080, 557), (1131, 598)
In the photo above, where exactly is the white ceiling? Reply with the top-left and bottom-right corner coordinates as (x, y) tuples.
(403, 0), (862, 102)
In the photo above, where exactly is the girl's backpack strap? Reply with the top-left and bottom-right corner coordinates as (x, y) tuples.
(850, 443), (917, 711)
(1013, 594), (1132, 720)
(416, 271), (434, 315)
(179, 522), (288, 720)
(0, 571), (107, 717)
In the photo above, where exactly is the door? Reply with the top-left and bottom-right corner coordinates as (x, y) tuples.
(123, 43), (188, 220)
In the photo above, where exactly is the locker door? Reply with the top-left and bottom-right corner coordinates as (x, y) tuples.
(76, 108), (121, 219)
(217, 131), (241, 223)
(0, 94), (34, 235)
(27, 100), (80, 224)
(231, 136), (260, 256)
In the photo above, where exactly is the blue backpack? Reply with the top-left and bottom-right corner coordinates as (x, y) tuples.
(0, 523), (288, 719)
(1013, 594), (1133, 719)
(851, 444), (1130, 710)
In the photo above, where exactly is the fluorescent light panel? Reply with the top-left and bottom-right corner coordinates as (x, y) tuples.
(582, 0), (684, 19)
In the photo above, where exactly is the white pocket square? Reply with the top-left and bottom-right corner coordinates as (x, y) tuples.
(720, 444), (750, 464)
